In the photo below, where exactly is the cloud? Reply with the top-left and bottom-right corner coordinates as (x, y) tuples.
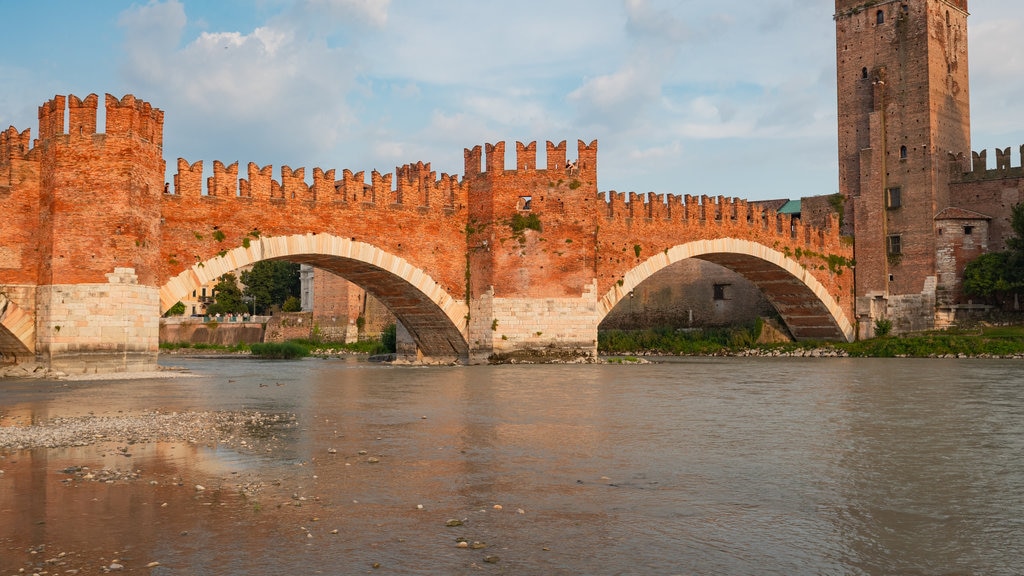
(116, 0), (374, 170)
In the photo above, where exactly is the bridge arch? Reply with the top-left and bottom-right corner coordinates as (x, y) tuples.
(159, 234), (469, 359)
(598, 238), (855, 342)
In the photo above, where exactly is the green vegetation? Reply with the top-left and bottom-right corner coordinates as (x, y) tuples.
(164, 301), (186, 317)
(964, 203), (1024, 305)
(282, 295), (302, 312)
(205, 273), (248, 315)
(600, 324), (763, 356)
(380, 323), (397, 353)
(598, 324), (1024, 358)
(241, 261), (301, 314)
(873, 318), (893, 337)
(510, 213), (542, 233)
(249, 342), (309, 359)
(159, 342), (249, 353)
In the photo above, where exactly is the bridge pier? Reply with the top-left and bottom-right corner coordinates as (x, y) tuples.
(35, 268), (160, 374)
(466, 285), (601, 363)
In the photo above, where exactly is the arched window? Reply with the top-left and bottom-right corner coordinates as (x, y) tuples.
(862, 67), (869, 79)
(877, 10), (885, 25)
(900, 145), (908, 159)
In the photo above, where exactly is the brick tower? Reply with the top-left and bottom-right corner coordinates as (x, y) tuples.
(34, 94), (166, 373)
(463, 140), (602, 361)
(835, 0), (970, 333)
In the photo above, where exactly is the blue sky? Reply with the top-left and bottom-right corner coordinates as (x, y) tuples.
(1, 0), (1021, 201)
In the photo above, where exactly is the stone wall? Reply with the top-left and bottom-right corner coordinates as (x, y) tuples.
(160, 319), (264, 346)
(469, 283), (601, 362)
(599, 259), (774, 330)
(35, 268), (159, 374)
(264, 312), (314, 343)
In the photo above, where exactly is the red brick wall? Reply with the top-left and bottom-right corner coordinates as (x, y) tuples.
(161, 159), (470, 301)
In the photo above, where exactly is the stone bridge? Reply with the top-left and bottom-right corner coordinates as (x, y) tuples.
(0, 94), (854, 373)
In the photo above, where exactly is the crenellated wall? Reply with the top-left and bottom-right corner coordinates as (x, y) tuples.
(1, 97), (853, 371)
(949, 146), (1024, 253)
(950, 145), (1024, 182)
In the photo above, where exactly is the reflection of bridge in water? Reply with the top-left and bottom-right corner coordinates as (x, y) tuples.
(0, 94), (853, 373)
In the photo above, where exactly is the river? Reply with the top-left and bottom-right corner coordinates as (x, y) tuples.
(1, 357), (1023, 575)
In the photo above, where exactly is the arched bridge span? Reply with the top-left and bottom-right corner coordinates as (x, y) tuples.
(160, 235), (469, 359)
(599, 239), (855, 342)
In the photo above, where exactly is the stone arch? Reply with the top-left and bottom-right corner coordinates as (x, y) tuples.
(598, 238), (854, 342)
(0, 293), (35, 361)
(159, 234), (469, 359)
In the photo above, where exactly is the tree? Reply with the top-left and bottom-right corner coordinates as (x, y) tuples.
(164, 301), (186, 317)
(282, 295), (302, 312)
(206, 273), (248, 315)
(241, 261), (301, 314)
(963, 203), (1024, 304)
(963, 252), (1013, 301)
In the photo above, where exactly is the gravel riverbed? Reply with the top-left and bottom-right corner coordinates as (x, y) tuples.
(0, 409), (298, 452)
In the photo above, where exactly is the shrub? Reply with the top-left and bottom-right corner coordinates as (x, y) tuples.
(873, 318), (893, 338)
(249, 342), (310, 359)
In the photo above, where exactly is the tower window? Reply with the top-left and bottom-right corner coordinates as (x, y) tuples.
(862, 67), (869, 79)
(886, 187), (902, 209)
(877, 10), (885, 25)
(900, 145), (908, 159)
(887, 235), (902, 255)
(713, 284), (730, 301)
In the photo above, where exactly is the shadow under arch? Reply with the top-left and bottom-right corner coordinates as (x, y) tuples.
(598, 238), (854, 342)
(159, 234), (469, 359)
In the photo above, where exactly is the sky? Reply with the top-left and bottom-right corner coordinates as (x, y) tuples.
(1, 0), (1022, 202)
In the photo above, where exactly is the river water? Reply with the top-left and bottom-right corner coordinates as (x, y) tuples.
(1, 357), (1023, 575)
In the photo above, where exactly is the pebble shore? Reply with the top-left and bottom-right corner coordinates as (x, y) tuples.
(0, 409), (297, 451)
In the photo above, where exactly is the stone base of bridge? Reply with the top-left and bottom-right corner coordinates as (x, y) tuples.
(466, 285), (601, 364)
(35, 268), (160, 375)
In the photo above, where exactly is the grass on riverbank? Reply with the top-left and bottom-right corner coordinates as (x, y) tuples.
(599, 324), (763, 356)
(160, 333), (394, 358)
(599, 324), (1024, 358)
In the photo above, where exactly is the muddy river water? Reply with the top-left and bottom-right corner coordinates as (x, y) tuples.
(1, 356), (1023, 575)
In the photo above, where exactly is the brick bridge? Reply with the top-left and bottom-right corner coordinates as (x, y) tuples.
(0, 94), (854, 373)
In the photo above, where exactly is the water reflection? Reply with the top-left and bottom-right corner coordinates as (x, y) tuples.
(1, 357), (1023, 574)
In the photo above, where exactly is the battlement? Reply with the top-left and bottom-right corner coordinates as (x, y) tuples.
(35, 93), (163, 146)
(0, 127), (32, 167)
(169, 158), (468, 212)
(949, 145), (1024, 182)
(464, 139), (598, 178)
(600, 191), (841, 250)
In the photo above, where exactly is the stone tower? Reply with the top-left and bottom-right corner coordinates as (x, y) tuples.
(835, 0), (970, 331)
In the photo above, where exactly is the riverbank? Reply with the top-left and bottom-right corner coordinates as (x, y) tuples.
(599, 324), (1024, 359)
